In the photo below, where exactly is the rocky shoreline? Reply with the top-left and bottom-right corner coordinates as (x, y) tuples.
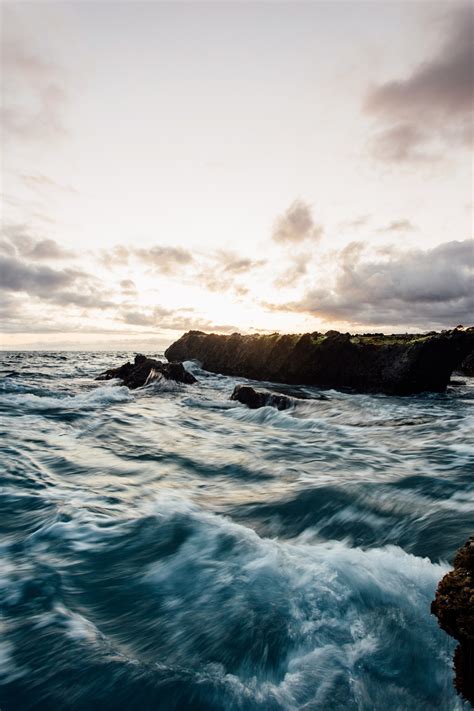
(165, 327), (474, 395)
(432, 538), (474, 706)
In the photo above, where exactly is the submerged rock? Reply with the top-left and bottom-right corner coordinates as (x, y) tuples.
(96, 354), (197, 389)
(230, 384), (293, 410)
(431, 537), (474, 705)
(165, 327), (474, 395)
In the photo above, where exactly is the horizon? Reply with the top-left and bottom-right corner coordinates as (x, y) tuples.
(1, 323), (472, 353)
(1, 1), (473, 349)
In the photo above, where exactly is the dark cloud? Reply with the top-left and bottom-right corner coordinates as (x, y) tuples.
(0, 255), (74, 292)
(272, 200), (324, 244)
(378, 219), (417, 233)
(365, 5), (474, 161)
(0, 254), (114, 310)
(266, 239), (474, 329)
(0, 224), (75, 260)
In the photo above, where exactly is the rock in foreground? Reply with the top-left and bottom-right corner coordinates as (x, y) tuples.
(165, 328), (474, 395)
(96, 354), (197, 388)
(431, 538), (474, 706)
(231, 384), (293, 410)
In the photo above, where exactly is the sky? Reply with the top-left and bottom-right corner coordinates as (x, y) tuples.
(1, 0), (473, 350)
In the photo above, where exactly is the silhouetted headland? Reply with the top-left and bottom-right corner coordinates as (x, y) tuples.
(165, 327), (474, 395)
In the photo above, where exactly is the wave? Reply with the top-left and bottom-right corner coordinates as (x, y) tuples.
(0, 497), (459, 710)
(232, 480), (474, 562)
(0, 352), (471, 710)
(0, 383), (132, 413)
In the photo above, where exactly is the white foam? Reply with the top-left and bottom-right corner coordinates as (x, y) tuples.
(0, 384), (132, 411)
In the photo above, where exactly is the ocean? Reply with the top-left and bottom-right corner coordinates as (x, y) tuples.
(0, 350), (472, 710)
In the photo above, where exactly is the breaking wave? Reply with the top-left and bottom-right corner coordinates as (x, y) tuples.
(0, 351), (471, 710)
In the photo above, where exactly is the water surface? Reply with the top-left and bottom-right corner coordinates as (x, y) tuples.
(1, 351), (472, 710)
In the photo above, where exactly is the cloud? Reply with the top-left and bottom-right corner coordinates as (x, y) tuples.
(369, 123), (433, 163)
(378, 219), (417, 233)
(49, 240), (264, 302)
(0, 293), (23, 325)
(273, 252), (309, 288)
(119, 279), (137, 295)
(101, 244), (193, 274)
(1, 38), (68, 141)
(265, 239), (474, 329)
(196, 267), (249, 297)
(365, 5), (474, 161)
(28, 239), (74, 260)
(120, 307), (236, 333)
(342, 215), (371, 230)
(21, 173), (78, 195)
(272, 200), (324, 244)
(101, 245), (130, 267)
(195, 250), (265, 296)
(0, 224), (75, 260)
(0, 254), (75, 293)
(220, 253), (266, 274)
(134, 245), (193, 274)
(0, 254), (114, 310)
(121, 306), (173, 327)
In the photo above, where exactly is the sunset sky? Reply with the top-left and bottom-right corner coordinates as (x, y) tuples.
(1, 0), (472, 349)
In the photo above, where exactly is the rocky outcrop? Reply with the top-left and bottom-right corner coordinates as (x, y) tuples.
(431, 538), (474, 706)
(230, 384), (293, 410)
(458, 352), (474, 377)
(96, 354), (197, 388)
(164, 328), (474, 395)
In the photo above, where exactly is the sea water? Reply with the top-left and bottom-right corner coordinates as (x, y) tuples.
(0, 351), (472, 710)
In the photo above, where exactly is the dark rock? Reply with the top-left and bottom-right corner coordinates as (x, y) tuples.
(431, 538), (474, 705)
(96, 355), (197, 389)
(164, 328), (474, 396)
(458, 352), (474, 377)
(230, 384), (293, 410)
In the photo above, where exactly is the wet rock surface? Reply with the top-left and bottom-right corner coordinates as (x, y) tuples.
(96, 354), (197, 388)
(431, 537), (474, 706)
(230, 384), (293, 410)
(165, 328), (474, 395)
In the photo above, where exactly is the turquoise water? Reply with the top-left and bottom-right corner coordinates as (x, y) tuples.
(0, 351), (472, 710)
